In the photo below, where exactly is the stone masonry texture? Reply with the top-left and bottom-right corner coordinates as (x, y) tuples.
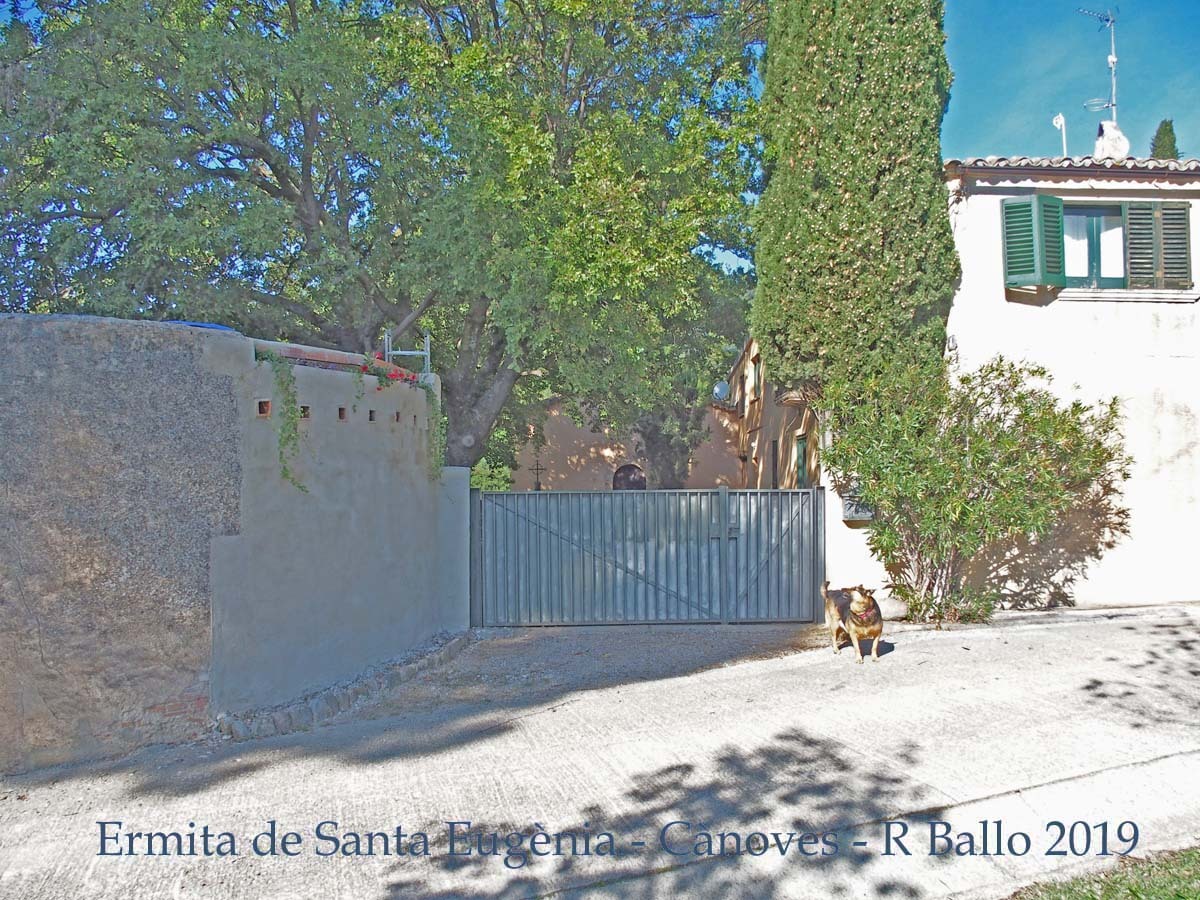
(0, 314), (469, 775)
(0, 315), (241, 773)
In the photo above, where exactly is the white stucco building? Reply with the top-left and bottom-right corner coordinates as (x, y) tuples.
(825, 156), (1200, 607)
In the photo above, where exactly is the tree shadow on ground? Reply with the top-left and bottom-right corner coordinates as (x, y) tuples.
(1080, 620), (1200, 730)
(376, 727), (942, 900)
(966, 481), (1130, 609)
(5, 625), (845, 797)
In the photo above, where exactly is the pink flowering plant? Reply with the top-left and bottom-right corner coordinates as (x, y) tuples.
(359, 352), (419, 391)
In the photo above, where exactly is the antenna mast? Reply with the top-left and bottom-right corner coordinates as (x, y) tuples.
(1078, 8), (1118, 124)
(1052, 113), (1068, 156)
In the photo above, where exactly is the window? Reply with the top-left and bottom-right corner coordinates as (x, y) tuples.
(792, 430), (809, 489)
(1127, 203), (1192, 288)
(743, 354), (762, 415)
(1064, 205), (1125, 288)
(1002, 197), (1192, 290)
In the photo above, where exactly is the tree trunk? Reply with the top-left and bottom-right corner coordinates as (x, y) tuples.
(439, 324), (518, 472)
(441, 361), (521, 469)
(424, 294), (524, 469)
(637, 427), (693, 489)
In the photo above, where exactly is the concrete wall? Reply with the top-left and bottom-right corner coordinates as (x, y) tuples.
(1, 315), (468, 773)
(207, 344), (466, 710)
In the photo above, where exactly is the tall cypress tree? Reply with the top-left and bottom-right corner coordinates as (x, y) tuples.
(1150, 119), (1180, 159)
(751, 0), (960, 399)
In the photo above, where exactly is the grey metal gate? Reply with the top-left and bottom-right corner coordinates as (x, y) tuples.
(470, 488), (824, 626)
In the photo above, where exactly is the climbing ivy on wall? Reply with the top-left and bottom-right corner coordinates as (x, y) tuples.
(418, 382), (447, 479)
(751, 0), (960, 400)
(256, 348), (444, 484)
(255, 349), (307, 492)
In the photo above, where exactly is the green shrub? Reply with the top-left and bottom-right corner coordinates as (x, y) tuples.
(470, 458), (513, 491)
(821, 357), (1130, 624)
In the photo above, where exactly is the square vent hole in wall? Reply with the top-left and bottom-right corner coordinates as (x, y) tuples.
(257, 399), (271, 417)
(368, 410), (376, 423)
(299, 405), (311, 420)
(338, 407), (347, 421)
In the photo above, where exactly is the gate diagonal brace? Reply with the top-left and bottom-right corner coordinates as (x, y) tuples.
(732, 497), (807, 608)
(487, 496), (714, 616)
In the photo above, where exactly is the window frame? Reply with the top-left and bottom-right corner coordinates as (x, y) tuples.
(1063, 203), (1127, 290)
(1002, 195), (1194, 293)
(791, 429), (808, 489)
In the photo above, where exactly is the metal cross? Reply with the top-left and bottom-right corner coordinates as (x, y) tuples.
(531, 458), (546, 492)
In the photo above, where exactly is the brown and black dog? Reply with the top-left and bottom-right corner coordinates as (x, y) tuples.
(822, 581), (883, 663)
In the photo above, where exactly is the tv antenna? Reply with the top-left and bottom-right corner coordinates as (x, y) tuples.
(1052, 113), (1067, 156)
(1078, 8), (1119, 124)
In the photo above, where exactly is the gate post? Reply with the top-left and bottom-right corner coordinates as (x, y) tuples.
(814, 487), (826, 623)
(718, 485), (730, 624)
(469, 488), (483, 627)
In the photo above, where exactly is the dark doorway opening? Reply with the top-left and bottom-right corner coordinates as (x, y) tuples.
(613, 464), (647, 490)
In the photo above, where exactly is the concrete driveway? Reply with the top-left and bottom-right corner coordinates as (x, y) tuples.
(2, 605), (1198, 899)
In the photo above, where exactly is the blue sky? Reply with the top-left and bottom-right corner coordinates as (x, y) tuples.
(942, 1), (1200, 159)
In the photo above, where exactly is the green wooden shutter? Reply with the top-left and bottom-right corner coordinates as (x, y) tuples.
(1126, 202), (1192, 289)
(1126, 203), (1159, 288)
(1039, 196), (1065, 285)
(1002, 197), (1037, 285)
(1002, 196), (1065, 287)
(1161, 203), (1192, 289)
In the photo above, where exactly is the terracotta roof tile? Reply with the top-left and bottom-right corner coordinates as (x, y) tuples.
(945, 156), (1200, 174)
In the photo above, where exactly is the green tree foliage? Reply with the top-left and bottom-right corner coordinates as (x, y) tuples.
(821, 357), (1130, 624)
(1150, 118), (1180, 159)
(751, 0), (959, 399)
(0, 0), (762, 466)
(628, 266), (750, 487)
(469, 458), (512, 491)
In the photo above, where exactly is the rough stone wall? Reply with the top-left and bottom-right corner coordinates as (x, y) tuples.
(1, 315), (470, 773)
(0, 316), (240, 772)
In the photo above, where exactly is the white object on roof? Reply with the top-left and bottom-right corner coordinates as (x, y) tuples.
(1094, 120), (1130, 160)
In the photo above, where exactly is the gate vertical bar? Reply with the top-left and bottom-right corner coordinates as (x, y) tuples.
(469, 489), (483, 627)
(718, 485), (730, 624)
(814, 487), (826, 622)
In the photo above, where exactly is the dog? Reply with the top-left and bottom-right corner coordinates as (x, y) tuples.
(822, 581), (883, 663)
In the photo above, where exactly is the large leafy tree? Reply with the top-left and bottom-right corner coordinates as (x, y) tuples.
(1, 0), (761, 466)
(629, 265), (750, 487)
(751, 0), (958, 398)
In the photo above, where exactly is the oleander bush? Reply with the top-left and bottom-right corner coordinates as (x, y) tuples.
(821, 357), (1131, 624)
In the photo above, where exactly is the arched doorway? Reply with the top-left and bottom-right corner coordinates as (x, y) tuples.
(612, 463), (647, 490)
